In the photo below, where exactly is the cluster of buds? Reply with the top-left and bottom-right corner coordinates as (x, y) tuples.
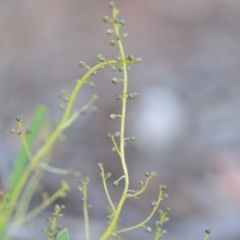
(11, 116), (30, 136)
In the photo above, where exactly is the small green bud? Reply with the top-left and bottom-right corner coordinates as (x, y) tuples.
(159, 184), (167, 190)
(112, 78), (119, 84)
(106, 29), (114, 35)
(163, 193), (169, 199)
(130, 135), (136, 140)
(58, 103), (65, 111)
(128, 92), (138, 100)
(54, 204), (61, 212)
(119, 19), (126, 26)
(116, 55), (121, 61)
(114, 18), (125, 27)
(107, 133), (113, 138)
(81, 197), (86, 204)
(109, 2), (115, 8)
(145, 172), (150, 177)
(59, 89), (69, 101)
(114, 132), (120, 137)
(116, 94), (122, 100)
(103, 15), (111, 23)
(145, 226), (152, 233)
(165, 216), (170, 222)
(16, 116), (23, 122)
(105, 172), (112, 179)
(110, 114), (117, 119)
(89, 82), (95, 87)
(96, 53), (105, 62)
(118, 65), (123, 72)
(136, 57), (142, 63)
(205, 229), (211, 234)
(139, 181), (144, 187)
(151, 201), (157, 208)
(158, 209), (163, 214)
(78, 61), (86, 68)
(126, 55), (135, 61)
(166, 207), (171, 212)
(110, 39), (117, 46)
(150, 172), (157, 177)
(155, 220), (161, 227)
(122, 33), (128, 39)
(16, 130), (21, 135)
(97, 162), (103, 168)
(96, 53), (103, 59)
(110, 64), (116, 71)
(113, 180), (118, 186)
(162, 230), (167, 234)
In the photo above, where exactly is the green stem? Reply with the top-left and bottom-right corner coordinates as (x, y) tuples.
(12, 181), (69, 226)
(0, 60), (116, 238)
(114, 186), (164, 235)
(81, 179), (90, 240)
(100, 6), (129, 240)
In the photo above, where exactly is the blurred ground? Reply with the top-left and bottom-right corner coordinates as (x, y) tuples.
(1, 0), (240, 239)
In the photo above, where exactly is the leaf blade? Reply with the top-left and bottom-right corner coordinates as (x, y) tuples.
(56, 229), (71, 240)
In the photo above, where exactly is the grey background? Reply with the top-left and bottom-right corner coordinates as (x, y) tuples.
(1, 0), (240, 239)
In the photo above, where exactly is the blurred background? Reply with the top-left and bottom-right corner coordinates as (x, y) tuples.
(1, 0), (240, 239)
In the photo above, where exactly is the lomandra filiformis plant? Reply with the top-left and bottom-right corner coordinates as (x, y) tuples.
(0, 2), (211, 240)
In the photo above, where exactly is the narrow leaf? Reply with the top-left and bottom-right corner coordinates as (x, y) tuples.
(56, 229), (71, 240)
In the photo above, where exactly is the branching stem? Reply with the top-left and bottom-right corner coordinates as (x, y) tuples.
(100, 5), (130, 240)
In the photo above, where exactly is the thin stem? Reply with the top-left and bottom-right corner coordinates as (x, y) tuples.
(60, 94), (98, 131)
(80, 178), (90, 240)
(100, 5), (129, 240)
(0, 60), (116, 238)
(114, 186), (164, 235)
(12, 166), (44, 227)
(154, 210), (168, 240)
(110, 135), (121, 157)
(20, 133), (33, 160)
(99, 164), (116, 212)
(127, 178), (151, 198)
(12, 181), (69, 227)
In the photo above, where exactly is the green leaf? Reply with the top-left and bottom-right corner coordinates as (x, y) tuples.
(8, 105), (47, 189)
(56, 229), (71, 240)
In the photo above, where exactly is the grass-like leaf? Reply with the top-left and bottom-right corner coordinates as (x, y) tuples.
(56, 229), (71, 240)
